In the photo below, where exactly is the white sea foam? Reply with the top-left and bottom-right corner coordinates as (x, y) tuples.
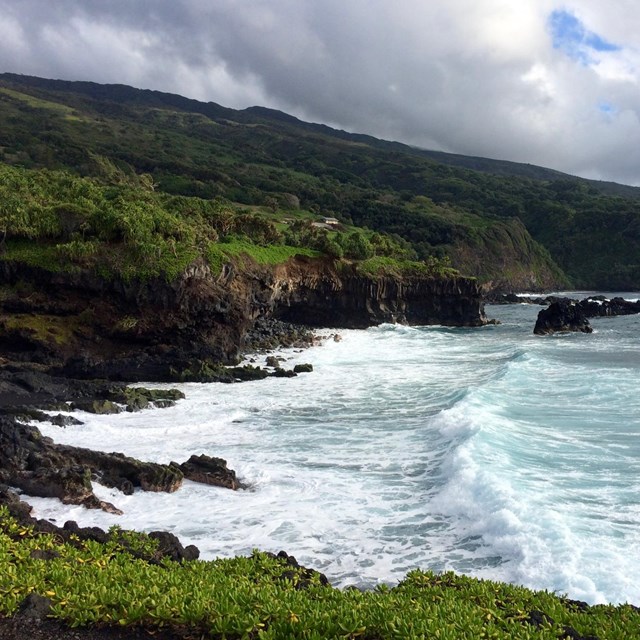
(26, 300), (640, 604)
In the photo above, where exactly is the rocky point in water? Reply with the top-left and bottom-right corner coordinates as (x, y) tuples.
(488, 292), (640, 335)
(533, 300), (593, 335)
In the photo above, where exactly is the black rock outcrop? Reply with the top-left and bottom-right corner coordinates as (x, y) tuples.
(534, 301), (593, 335)
(577, 296), (640, 317)
(272, 260), (487, 329)
(0, 256), (487, 377)
(178, 453), (243, 490)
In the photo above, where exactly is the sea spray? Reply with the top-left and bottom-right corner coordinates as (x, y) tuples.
(29, 298), (640, 605)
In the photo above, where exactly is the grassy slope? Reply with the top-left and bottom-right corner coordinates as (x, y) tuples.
(0, 74), (594, 289)
(0, 162), (452, 284)
(2, 508), (638, 639)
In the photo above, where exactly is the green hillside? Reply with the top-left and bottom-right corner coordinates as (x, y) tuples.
(1, 73), (639, 289)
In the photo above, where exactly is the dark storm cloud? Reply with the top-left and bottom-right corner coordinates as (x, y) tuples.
(1, 0), (639, 185)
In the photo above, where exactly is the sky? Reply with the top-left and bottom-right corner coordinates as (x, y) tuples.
(1, 1), (639, 185)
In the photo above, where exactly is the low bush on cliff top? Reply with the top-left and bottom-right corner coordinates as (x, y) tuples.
(0, 164), (455, 282)
(355, 255), (460, 279)
(1, 508), (638, 639)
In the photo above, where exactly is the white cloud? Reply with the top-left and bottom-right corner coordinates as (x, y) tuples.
(0, 13), (27, 58)
(0, 0), (639, 184)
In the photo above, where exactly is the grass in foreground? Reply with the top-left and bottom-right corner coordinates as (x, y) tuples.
(1, 507), (638, 639)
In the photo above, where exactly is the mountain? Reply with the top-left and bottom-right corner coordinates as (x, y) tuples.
(1, 72), (639, 289)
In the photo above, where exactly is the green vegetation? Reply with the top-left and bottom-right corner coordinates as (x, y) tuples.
(0, 72), (608, 288)
(355, 255), (459, 279)
(1, 508), (638, 638)
(0, 87), (83, 121)
(0, 164), (420, 282)
(210, 239), (319, 265)
(2, 73), (639, 287)
(1, 312), (81, 346)
(0, 161), (448, 282)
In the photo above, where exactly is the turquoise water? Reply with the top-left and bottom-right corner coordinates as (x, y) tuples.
(31, 295), (640, 604)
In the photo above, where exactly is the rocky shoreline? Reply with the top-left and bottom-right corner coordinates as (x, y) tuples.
(0, 256), (492, 638)
(0, 323), (327, 639)
(0, 314), (326, 517)
(488, 292), (640, 334)
(0, 293), (633, 639)
(0, 255), (488, 530)
(0, 320), (336, 640)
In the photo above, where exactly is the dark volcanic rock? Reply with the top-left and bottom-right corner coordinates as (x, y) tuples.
(578, 296), (640, 318)
(244, 316), (315, 352)
(15, 594), (53, 621)
(265, 355), (281, 368)
(148, 530), (200, 562)
(0, 415), (185, 513)
(531, 295), (640, 334)
(534, 301), (593, 335)
(12, 463), (99, 505)
(106, 387), (185, 412)
(272, 367), (297, 378)
(273, 261), (487, 329)
(70, 399), (122, 414)
(227, 365), (269, 381)
(68, 447), (185, 494)
(49, 414), (83, 427)
(0, 413), (245, 512)
(0, 367), (122, 409)
(2, 256), (486, 380)
(178, 453), (243, 490)
(271, 550), (330, 589)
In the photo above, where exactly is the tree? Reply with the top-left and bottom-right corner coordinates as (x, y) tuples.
(342, 232), (374, 260)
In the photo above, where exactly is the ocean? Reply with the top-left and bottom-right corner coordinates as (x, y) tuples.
(28, 294), (640, 606)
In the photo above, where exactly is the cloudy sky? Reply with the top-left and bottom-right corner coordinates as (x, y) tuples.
(1, 1), (639, 185)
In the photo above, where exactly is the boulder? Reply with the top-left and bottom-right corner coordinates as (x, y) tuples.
(15, 594), (53, 621)
(70, 399), (122, 414)
(265, 355), (281, 368)
(106, 386), (185, 411)
(578, 296), (640, 318)
(148, 530), (200, 562)
(49, 413), (83, 427)
(272, 367), (297, 378)
(178, 453), (243, 490)
(533, 301), (593, 335)
(228, 365), (269, 381)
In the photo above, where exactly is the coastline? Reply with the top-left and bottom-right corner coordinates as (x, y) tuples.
(3, 302), (640, 638)
(0, 328), (331, 639)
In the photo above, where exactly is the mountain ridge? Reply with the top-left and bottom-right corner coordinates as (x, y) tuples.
(5, 71), (638, 196)
(1, 72), (639, 289)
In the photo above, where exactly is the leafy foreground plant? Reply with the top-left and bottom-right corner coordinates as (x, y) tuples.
(0, 507), (637, 639)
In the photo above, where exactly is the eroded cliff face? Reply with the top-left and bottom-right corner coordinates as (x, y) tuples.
(0, 256), (486, 369)
(269, 258), (486, 329)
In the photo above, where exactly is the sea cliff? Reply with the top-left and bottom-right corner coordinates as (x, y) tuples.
(0, 256), (486, 375)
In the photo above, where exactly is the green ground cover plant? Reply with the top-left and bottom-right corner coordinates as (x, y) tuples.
(1, 508), (637, 639)
(0, 164), (453, 282)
